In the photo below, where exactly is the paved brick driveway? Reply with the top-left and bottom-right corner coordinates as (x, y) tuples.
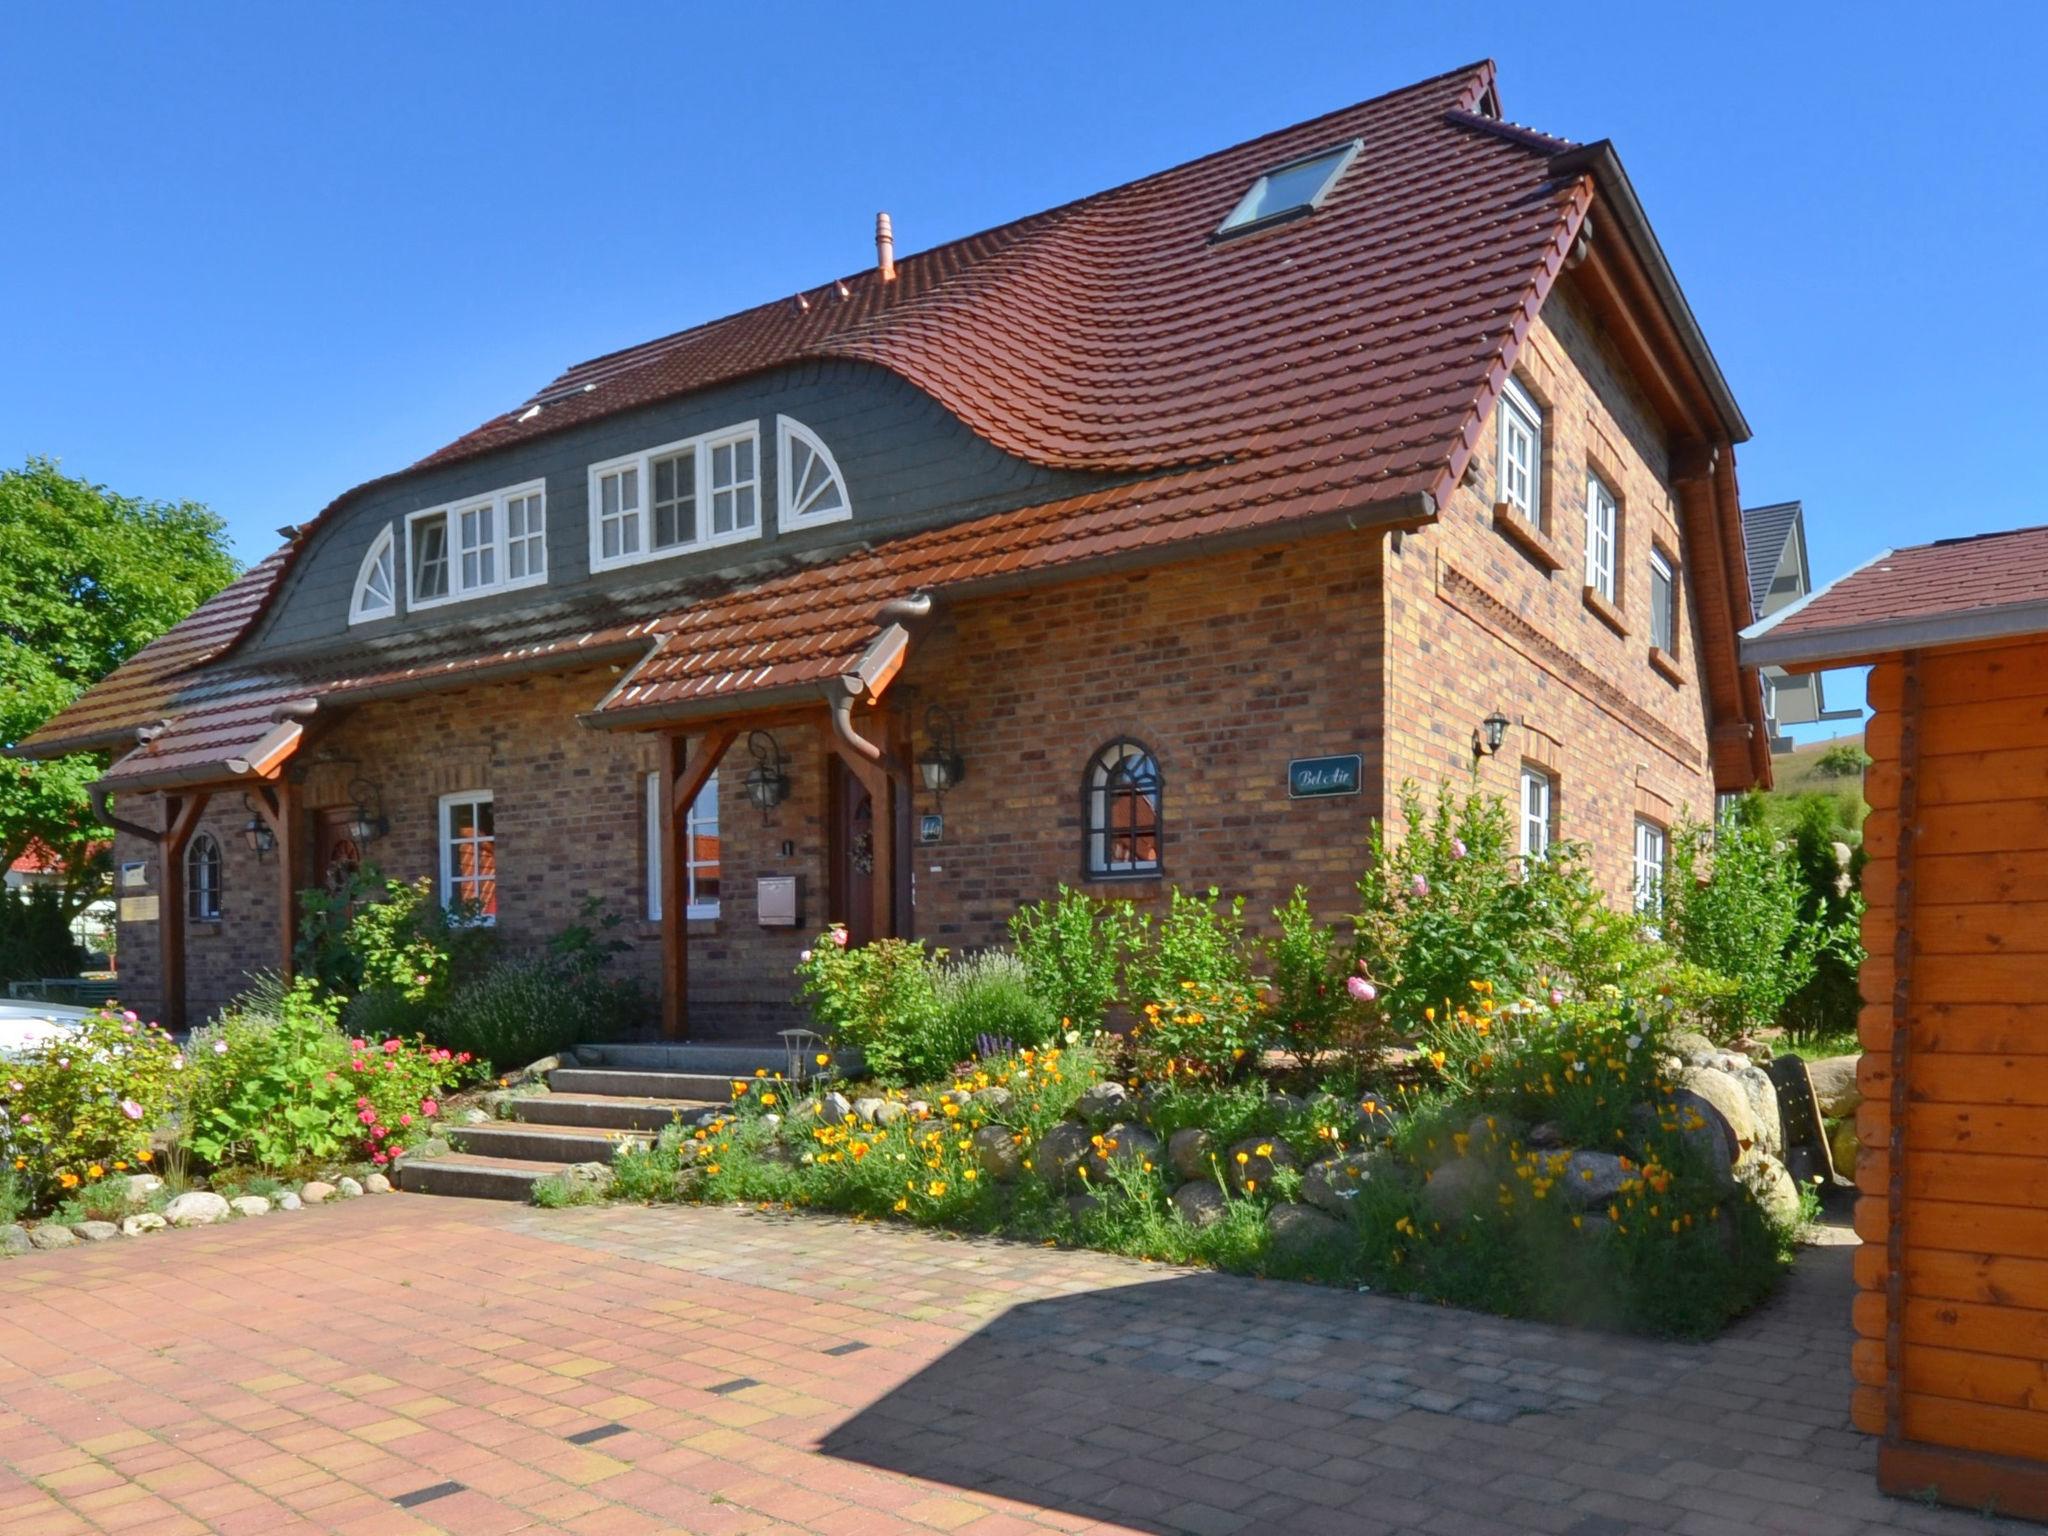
(0, 1197), (2004, 1535)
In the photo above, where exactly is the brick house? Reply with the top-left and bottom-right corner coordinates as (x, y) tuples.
(15, 61), (1770, 1036)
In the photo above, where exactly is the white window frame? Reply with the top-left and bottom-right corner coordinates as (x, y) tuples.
(645, 771), (720, 921)
(404, 480), (547, 613)
(186, 832), (223, 921)
(1518, 766), (1554, 860)
(588, 421), (762, 574)
(775, 415), (853, 530)
(1497, 377), (1543, 529)
(438, 791), (497, 924)
(349, 523), (399, 624)
(1584, 473), (1618, 601)
(1649, 547), (1677, 653)
(1633, 818), (1667, 915)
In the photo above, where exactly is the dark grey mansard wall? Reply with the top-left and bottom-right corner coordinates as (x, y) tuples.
(245, 359), (1120, 658)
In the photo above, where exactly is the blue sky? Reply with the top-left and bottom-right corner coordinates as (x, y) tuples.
(5, 3), (2041, 741)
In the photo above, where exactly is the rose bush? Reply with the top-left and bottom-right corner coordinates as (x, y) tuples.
(1, 1007), (182, 1200)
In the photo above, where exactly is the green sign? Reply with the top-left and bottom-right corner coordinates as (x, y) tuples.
(1288, 754), (1362, 799)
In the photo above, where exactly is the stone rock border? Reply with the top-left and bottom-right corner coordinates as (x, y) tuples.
(0, 1169), (396, 1257)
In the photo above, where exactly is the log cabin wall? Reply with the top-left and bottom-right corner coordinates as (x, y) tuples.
(1850, 637), (2048, 1518)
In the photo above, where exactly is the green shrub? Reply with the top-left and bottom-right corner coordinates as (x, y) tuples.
(432, 941), (644, 1072)
(1660, 812), (1828, 1041)
(1265, 887), (1376, 1068)
(1126, 888), (1265, 1080)
(1815, 742), (1872, 778)
(0, 886), (85, 988)
(1009, 886), (1139, 1029)
(183, 979), (465, 1174)
(1, 1006), (181, 1201)
(934, 951), (1058, 1056)
(795, 929), (958, 1085)
(295, 869), (494, 1006)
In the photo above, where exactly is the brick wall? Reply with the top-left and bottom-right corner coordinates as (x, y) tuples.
(1381, 274), (1718, 899)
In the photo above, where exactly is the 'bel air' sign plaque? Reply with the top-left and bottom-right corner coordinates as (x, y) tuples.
(1288, 754), (1362, 799)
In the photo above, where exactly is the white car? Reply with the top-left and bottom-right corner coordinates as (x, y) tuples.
(0, 1000), (92, 1061)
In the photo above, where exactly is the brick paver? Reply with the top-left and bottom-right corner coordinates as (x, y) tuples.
(0, 1198), (2006, 1534)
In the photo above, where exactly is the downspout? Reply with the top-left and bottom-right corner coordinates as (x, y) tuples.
(90, 786), (162, 845)
(825, 594), (934, 769)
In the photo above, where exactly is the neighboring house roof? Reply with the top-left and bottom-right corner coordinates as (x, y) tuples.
(1741, 500), (1802, 620)
(1744, 523), (2048, 668)
(17, 59), (1764, 791)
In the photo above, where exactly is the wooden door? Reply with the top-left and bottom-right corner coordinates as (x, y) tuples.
(833, 765), (876, 947)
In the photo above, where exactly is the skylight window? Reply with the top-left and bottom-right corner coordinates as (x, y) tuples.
(1215, 139), (1362, 238)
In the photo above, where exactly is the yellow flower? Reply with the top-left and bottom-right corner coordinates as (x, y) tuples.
(894, 1198), (909, 1212)
(58, 1171), (78, 1189)
(1254, 1143), (1273, 1159)
(815, 1052), (830, 1066)
(927, 1180), (947, 1197)
(87, 1164), (104, 1179)
(759, 1093), (777, 1107)
(963, 1169), (978, 1182)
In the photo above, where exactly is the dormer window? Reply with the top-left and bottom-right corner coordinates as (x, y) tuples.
(776, 416), (852, 530)
(588, 421), (762, 573)
(350, 524), (397, 624)
(406, 480), (548, 611)
(1215, 139), (1361, 239)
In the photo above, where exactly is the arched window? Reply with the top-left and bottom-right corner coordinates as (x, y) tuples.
(351, 523), (397, 623)
(186, 833), (223, 921)
(1084, 738), (1163, 878)
(775, 416), (852, 530)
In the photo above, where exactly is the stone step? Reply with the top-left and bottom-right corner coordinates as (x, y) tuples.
(513, 1093), (716, 1134)
(447, 1121), (645, 1164)
(577, 1042), (793, 1074)
(549, 1067), (764, 1102)
(395, 1152), (564, 1201)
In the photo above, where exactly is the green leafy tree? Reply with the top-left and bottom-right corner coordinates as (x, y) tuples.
(0, 458), (238, 912)
(1814, 741), (1872, 779)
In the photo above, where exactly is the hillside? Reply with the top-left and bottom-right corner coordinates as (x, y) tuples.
(1768, 730), (1868, 798)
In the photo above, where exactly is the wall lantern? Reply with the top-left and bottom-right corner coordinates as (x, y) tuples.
(343, 777), (388, 846)
(1476, 710), (1512, 758)
(240, 793), (277, 859)
(917, 704), (967, 802)
(743, 729), (791, 820)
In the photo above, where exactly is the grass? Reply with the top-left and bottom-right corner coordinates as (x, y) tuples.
(1765, 731), (1867, 798)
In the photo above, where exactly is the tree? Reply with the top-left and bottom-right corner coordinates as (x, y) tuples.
(0, 458), (239, 915)
(1814, 741), (1872, 779)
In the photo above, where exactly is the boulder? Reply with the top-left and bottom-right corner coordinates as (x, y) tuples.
(905, 1101), (931, 1119)
(27, 1223), (78, 1250)
(1167, 1127), (1215, 1182)
(971, 1125), (1024, 1182)
(872, 1101), (908, 1127)
(362, 1173), (392, 1194)
(336, 1177), (364, 1199)
(1266, 1202), (1344, 1258)
(462, 1108), (490, 1124)
(1064, 1193), (1103, 1221)
(1721, 1058), (1784, 1156)
(1684, 1068), (1762, 1155)
(1303, 1152), (1379, 1218)
(1171, 1180), (1228, 1227)
(1420, 1157), (1493, 1222)
(1087, 1123), (1163, 1178)
(1558, 1151), (1627, 1210)
(124, 1173), (164, 1205)
(562, 1162), (614, 1193)
(164, 1192), (231, 1227)
(972, 1086), (1015, 1117)
(1036, 1121), (1095, 1185)
(1074, 1081), (1129, 1126)
(511, 1054), (562, 1085)
(229, 1196), (271, 1218)
(852, 1097), (885, 1125)
(1526, 1121), (1566, 1149)
(275, 1191), (303, 1212)
(1354, 1093), (1397, 1135)
(1737, 1149), (1802, 1227)
(938, 1088), (975, 1112)
(299, 1181), (335, 1204)
(413, 1136), (452, 1159)
(1829, 1119), (1859, 1178)
(1264, 1092), (1306, 1119)
(120, 1213), (166, 1237)
(1225, 1136), (1297, 1195)
(72, 1221), (120, 1242)
(815, 1091), (854, 1126)
(1809, 1055), (1863, 1119)
(1667, 1030), (1719, 1066)
(1653, 1091), (1738, 1170)
(0, 1223), (32, 1255)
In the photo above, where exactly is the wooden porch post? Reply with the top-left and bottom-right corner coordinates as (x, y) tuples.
(157, 790), (210, 1033)
(660, 727), (736, 1040)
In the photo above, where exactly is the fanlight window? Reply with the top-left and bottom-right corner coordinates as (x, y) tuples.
(350, 524), (397, 623)
(1084, 738), (1164, 878)
(776, 416), (851, 529)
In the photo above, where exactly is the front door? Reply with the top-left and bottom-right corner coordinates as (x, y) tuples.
(833, 765), (877, 946)
(316, 809), (364, 893)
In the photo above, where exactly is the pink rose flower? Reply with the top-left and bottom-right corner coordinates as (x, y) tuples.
(119, 1099), (143, 1120)
(1451, 838), (1468, 860)
(211, 1039), (229, 1056)
(383, 1039), (401, 1054)
(1346, 976), (1378, 1004)
(831, 926), (849, 948)
(121, 1010), (139, 1023)
(399, 1112), (413, 1127)
(1410, 875), (1429, 898)
(358, 1108), (377, 1125)
(420, 1098), (439, 1118)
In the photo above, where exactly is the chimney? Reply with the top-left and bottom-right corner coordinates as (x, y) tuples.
(876, 211), (896, 283)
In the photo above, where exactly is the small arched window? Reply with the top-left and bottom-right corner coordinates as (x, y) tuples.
(186, 833), (223, 921)
(350, 523), (397, 623)
(775, 416), (852, 530)
(1084, 738), (1163, 878)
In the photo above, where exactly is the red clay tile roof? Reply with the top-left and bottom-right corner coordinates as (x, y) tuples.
(22, 59), (1746, 788)
(1744, 524), (2048, 668)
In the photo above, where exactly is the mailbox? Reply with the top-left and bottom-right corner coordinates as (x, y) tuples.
(757, 875), (800, 928)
